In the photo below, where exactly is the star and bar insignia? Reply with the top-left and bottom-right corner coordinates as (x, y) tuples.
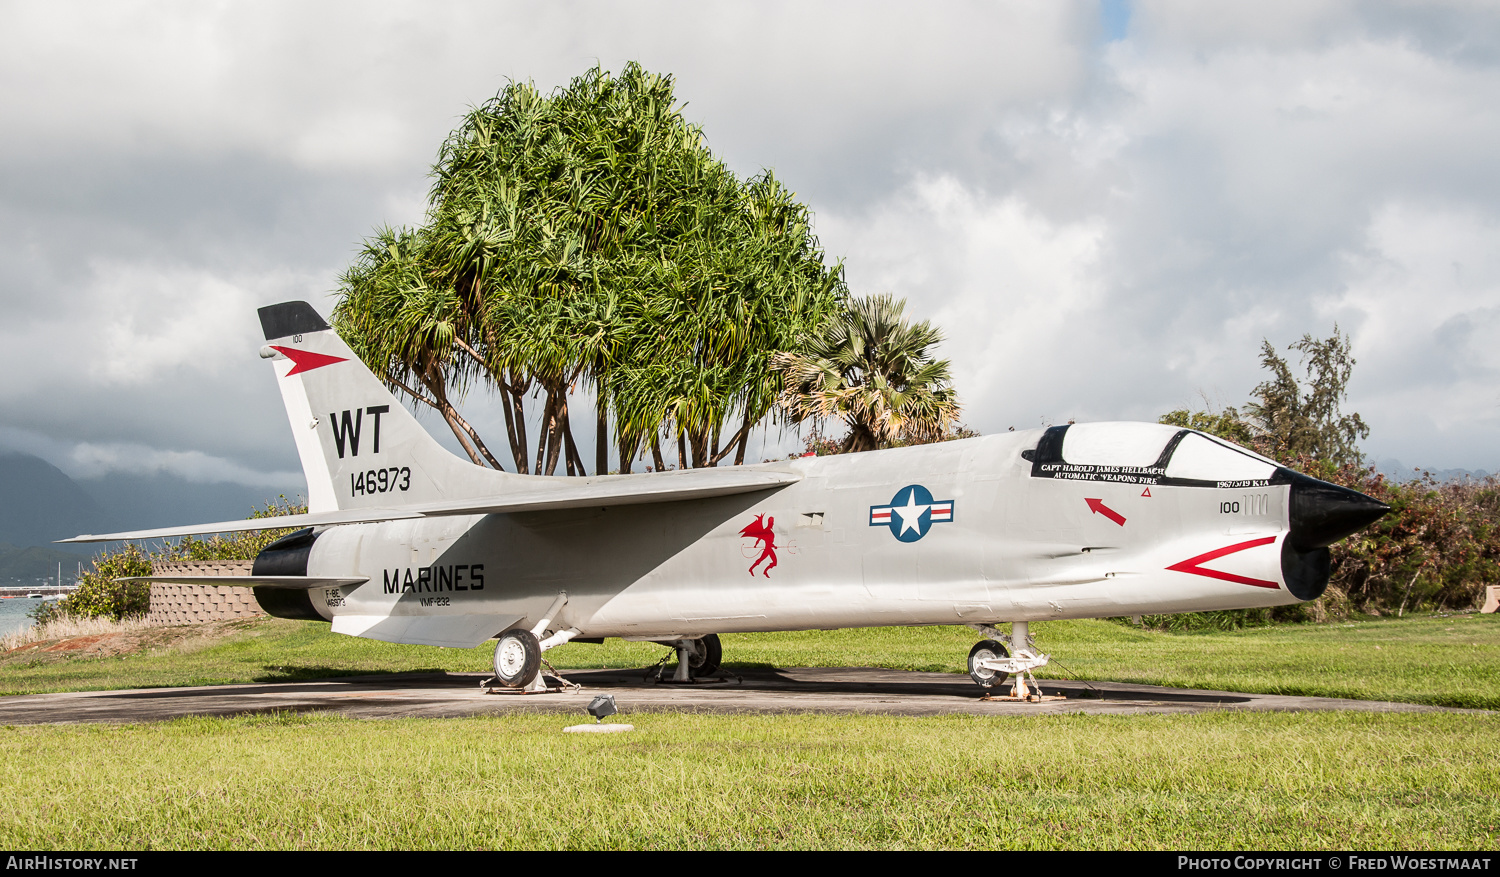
(869, 484), (954, 543)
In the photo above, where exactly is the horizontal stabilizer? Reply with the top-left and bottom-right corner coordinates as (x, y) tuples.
(120, 575), (370, 590)
(60, 467), (799, 543)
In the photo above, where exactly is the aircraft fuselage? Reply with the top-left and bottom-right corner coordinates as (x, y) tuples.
(285, 428), (1325, 646)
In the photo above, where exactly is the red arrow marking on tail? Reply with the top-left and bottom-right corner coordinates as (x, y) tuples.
(1086, 497), (1126, 526)
(1167, 536), (1279, 589)
(272, 345), (348, 376)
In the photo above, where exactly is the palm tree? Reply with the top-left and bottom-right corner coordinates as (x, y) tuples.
(775, 294), (961, 453)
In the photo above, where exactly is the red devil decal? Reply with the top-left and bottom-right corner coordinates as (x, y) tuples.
(739, 514), (778, 577)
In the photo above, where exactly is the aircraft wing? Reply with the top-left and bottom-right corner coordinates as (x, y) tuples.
(407, 468), (798, 516)
(59, 467), (800, 543)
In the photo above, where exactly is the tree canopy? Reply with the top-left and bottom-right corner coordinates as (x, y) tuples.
(1160, 327), (1368, 466)
(1244, 328), (1369, 466)
(774, 293), (961, 453)
(335, 63), (848, 474)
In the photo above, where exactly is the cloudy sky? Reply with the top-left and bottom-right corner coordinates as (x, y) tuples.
(3, 0), (1499, 498)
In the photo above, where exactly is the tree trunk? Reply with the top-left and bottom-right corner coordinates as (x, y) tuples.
(535, 390), (557, 476)
(596, 402), (608, 476)
(841, 423), (879, 454)
(712, 410), (753, 466)
(422, 377), (484, 467)
(708, 420), (722, 468)
(544, 395), (565, 476)
(561, 400), (586, 476)
(442, 396), (504, 470)
(734, 408), (752, 466)
(387, 373), (498, 468)
(618, 432), (640, 475)
(497, 382), (525, 473)
(507, 371), (530, 474)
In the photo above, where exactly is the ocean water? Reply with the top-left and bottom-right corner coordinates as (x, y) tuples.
(0, 597), (41, 639)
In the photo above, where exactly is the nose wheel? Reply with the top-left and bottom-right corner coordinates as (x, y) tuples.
(967, 640), (1009, 689)
(966, 623), (1051, 700)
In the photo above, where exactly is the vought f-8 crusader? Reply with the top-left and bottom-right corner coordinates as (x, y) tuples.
(67, 302), (1390, 696)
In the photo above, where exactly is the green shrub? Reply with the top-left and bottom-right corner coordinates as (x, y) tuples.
(33, 498), (307, 625)
(1303, 459), (1500, 617)
(159, 496), (307, 562)
(32, 544), (153, 624)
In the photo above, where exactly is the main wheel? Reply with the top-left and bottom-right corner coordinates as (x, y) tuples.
(688, 633), (722, 677)
(494, 628), (542, 689)
(967, 639), (1009, 689)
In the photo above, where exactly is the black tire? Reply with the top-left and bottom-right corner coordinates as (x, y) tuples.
(689, 633), (722, 678)
(493, 628), (541, 689)
(967, 639), (1009, 689)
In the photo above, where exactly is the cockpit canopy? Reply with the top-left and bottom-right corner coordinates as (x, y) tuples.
(1027, 422), (1280, 486)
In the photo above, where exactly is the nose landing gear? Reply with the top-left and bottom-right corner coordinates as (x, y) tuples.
(966, 622), (1051, 701)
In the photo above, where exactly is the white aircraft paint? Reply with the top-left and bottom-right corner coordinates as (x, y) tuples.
(68, 302), (1389, 690)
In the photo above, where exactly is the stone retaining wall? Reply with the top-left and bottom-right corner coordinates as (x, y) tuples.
(146, 560), (266, 624)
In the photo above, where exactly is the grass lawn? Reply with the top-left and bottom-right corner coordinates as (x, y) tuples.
(0, 710), (1494, 850)
(2, 613), (1496, 709)
(1, 616), (1495, 850)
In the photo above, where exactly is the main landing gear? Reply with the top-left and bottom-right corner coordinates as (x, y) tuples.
(489, 592), (582, 693)
(656, 634), (722, 682)
(966, 621), (1050, 701)
(493, 628), (542, 688)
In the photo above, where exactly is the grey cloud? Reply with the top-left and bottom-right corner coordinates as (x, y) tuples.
(4, 0), (1500, 486)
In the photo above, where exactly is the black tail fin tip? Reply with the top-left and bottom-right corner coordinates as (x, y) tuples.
(259, 301), (331, 341)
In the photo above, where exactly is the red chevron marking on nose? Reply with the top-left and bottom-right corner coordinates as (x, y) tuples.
(1166, 536), (1280, 589)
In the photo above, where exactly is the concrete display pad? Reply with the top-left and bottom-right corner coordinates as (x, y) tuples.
(0, 667), (1473, 725)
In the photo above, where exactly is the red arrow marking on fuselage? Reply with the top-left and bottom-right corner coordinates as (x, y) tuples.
(1166, 536), (1279, 589)
(1086, 497), (1126, 526)
(272, 345), (348, 376)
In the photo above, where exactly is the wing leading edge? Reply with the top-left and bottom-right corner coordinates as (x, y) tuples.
(59, 467), (801, 543)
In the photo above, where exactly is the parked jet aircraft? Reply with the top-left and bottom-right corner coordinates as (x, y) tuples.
(66, 302), (1390, 694)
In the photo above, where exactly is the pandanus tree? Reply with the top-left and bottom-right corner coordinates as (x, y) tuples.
(335, 228), (503, 469)
(774, 293), (962, 453)
(335, 63), (846, 474)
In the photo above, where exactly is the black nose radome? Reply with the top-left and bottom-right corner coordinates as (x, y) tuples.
(1278, 468), (1392, 551)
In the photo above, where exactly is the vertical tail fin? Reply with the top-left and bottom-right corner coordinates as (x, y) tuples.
(257, 301), (519, 512)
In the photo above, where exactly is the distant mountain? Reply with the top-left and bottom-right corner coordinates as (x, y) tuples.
(0, 543), (87, 585)
(77, 471), (304, 533)
(0, 452), (106, 550)
(1372, 458), (1493, 483)
(0, 450), (303, 559)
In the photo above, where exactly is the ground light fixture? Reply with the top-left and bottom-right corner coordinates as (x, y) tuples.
(564, 694), (633, 734)
(587, 694), (618, 723)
